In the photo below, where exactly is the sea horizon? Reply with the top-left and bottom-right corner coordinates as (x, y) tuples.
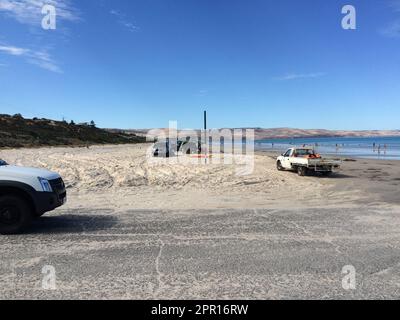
(254, 136), (400, 160)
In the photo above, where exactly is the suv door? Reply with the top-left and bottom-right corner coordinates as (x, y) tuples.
(281, 149), (293, 169)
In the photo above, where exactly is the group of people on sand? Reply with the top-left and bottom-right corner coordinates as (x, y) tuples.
(267, 141), (390, 156)
(373, 142), (388, 155)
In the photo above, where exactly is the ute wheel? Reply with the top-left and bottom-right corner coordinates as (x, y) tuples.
(277, 161), (284, 171)
(0, 195), (33, 235)
(297, 166), (308, 177)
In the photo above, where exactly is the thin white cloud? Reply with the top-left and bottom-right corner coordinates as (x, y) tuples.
(380, 21), (400, 38)
(389, 0), (400, 11)
(381, 0), (400, 38)
(0, 45), (28, 56)
(0, 44), (61, 73)
(0, 0), (79, 26)
(0, 1), (80, 72)
(195, 89), (209, 97)
(110, 9), (139, 32)
(110, 9), (120, 16)
(275, 72), (325, 81)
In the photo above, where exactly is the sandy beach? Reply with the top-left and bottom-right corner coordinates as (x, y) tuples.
(1, 143), (400, 210)
(1, 144), (400, 299)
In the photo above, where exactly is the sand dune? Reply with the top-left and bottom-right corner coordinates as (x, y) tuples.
(0, 144), (373, 211)
(3, 145), (285, 191)
(3, 143), (400, 211)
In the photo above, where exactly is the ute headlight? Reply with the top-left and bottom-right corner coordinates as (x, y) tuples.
(38, 177), (53, 193)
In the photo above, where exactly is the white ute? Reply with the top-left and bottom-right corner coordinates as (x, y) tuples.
(0, 159), (66, 234)
(276, 147), (341, 176)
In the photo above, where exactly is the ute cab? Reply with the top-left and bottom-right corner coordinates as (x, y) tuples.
(0, 160), (66, 234)
(276, 147), (341, 176)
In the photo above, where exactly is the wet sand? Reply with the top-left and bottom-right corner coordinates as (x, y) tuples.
(258, 150), (400, 207)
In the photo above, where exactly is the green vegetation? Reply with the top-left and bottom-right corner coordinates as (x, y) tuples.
(0, 114), (145, 148)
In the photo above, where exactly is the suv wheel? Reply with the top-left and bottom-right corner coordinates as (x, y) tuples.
(277, 161), (284, 171)
(297, 166), (308, 176)
(0, 195), (33, 235)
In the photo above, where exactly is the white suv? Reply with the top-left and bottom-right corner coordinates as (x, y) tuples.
(0, 160), (66, 234)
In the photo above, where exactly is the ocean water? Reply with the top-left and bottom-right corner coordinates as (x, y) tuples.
(255, 136), (400, 160)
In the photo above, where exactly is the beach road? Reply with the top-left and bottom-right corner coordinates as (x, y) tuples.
(1, 205), (400, 300)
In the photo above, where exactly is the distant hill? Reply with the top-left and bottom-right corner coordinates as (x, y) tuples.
(3, 113), (398, 149)
(115, 127), (400, 140)
(0, 114), (145, 148)
(250, 128), (400, 140)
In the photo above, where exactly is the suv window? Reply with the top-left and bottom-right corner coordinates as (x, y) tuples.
(295, 149), (314, 156)
(284, 150), (292, 157)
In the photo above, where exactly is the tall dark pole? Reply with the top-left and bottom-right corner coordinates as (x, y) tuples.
(204, 110), (207, 163)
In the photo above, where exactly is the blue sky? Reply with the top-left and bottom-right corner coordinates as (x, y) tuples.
(0, 0), (399, 130)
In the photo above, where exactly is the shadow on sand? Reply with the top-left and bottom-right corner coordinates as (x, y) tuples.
(319, 173), (355, 179)
(286, 171), (354, 179)
(27, 212), (119, 234)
